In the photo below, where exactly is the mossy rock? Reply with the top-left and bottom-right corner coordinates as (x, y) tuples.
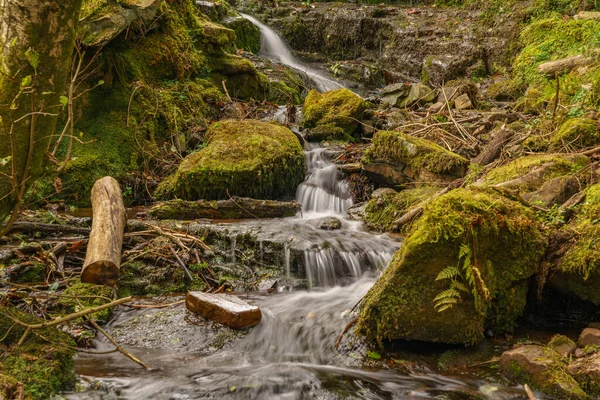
(480, 153), (589, 193)
(557, 183), (600, 304)
(58, 281), (115, 323)
(0, 306), (76, 399)
(485, 79), (523, 101)
(362, 130), (469, 186)
(222, 16), (261, 54)
(305, 123), (353, 142)
(514, 88), (547, 115)
(551, 118), (600, 150)
(358, 188), (546, 346)
(118, 259), (205, 297)
(302, 89), (367, 136)
(155, 120), (305, 201)
(362, 186), (438, 233)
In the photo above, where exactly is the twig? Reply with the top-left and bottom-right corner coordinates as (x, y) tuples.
(123, 300), (185, 309)
(524, 384), (537, 400)
(88, 319), (151, 369)
(226, 189), (259, 219)
(335, 316), (359, 349)
(169, 246), (194, 282)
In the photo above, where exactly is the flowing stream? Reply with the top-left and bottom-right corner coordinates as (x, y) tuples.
(65, 15), (533, 400)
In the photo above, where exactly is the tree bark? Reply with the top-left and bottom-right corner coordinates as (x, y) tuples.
(537, 55), (591, 75)
(81, 177), (126, 286)
(0, 0), (83, 221)
(471, 125), (514, 166)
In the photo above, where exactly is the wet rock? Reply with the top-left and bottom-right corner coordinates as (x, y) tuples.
(522, 176), (580, 208)
(222, 16), (261, 53)
(347, 203), (367, 220)
(371, 188), (398, 199)
(454, 93), (473, 110)
(149, 198), (301, 220)
(499, 345), (585, 399)
(382, 82), (436, 108)
(429, 102), (445, 113)
(186, 292), (262, 329)
(358, 189), (545, 345)
(422, 54), (474, 88)
(257, 279), (277, 293)
(305, 124), (351, 142)
(578, 328), (600, 347)
(80, 0), (163, 47)
(568, 356), (600, 395)
(362, 130), (468, 186)
(155, 120), (305, 201)
(319, 217), (342, 231)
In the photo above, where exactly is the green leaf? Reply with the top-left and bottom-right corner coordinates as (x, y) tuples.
(435, 266), (459, 281)
(48, 281), (60, 293)
(42, 91), (54, 95)
(229, 386), (236, 392)
(20, 75), (32, 89)
(436, 304), (454, 312)
(433, 288), (460, 303)
(0, 156), (12, 166)
(98, 80), (105, 86)
(458, 244), (471, 260)
(11, 38), (17, 47)
(450, 280), (469, 293)
(59, 96), (68, 107)
(24, 48), (40, 74)
(367, 351), (382, 360)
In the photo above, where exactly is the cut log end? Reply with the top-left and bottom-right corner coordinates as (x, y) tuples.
(81, 260), (119, 286)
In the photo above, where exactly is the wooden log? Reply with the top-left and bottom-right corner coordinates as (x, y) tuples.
(471, 125), (514, 166)
(81, 177), (126, 286)
(149, 197), (300, 220)
(573, 11), (600, 21)
(537, 55), (591, 75)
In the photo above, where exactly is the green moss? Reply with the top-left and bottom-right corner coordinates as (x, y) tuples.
(558, 183), (600, 303)
(302, 89), (367, 136)
(363, 187), (438, 233)
(486, 80), (523, 101)
(483, 154), (589, 192)
(58, 281), (115, 323)
(363, 130), (469, 178)
(305, 123), (354, 142)
(9, 261), (45, 283)
(551, 118), (600, 150)
(0, 306), (76, 399)
(548, 334), (576, 349)
(358, 188), (545, 346)
(514, 88), (547, 114)
(117, 259), (201, 296)
(155, 119), (305, 201)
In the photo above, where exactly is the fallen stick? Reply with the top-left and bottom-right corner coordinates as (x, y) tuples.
(169, 246), (194, 282)
(524, 384), (537, 400)
(335, 316), (359, 349)
(88, 318), (151, 370)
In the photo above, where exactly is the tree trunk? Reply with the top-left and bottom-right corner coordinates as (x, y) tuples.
(81, 177), (126, 286)
(537, 55), (591, 75)
(0, 0), (83, 222)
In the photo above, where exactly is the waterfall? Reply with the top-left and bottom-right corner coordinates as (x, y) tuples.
(241, 13), (344, 92)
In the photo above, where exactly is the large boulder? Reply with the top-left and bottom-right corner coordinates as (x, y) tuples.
(155, 120), (305, 201)
(358, 189), (546, 345)
(362, 130), (469, 186)
(302, 89), (367, 137)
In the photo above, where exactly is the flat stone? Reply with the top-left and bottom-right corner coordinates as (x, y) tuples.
(257, 279), (277, 293)
(500, 345), (555, 380)
(429, 102), (445, 113)
(338, 162), (362, 174)
(186, 292), (262, 329)
(579, 328), (600, 347)
(454, 93), (473, 110)
(320, 217), (342, 231)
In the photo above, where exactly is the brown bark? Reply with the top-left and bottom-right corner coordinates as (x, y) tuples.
(0, 0), (83, 222)
(537, 55), (591, 75)
(81, 177), (126, 286)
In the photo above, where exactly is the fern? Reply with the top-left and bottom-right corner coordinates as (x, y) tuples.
(433, 288), (460, 303)
(436, 266), (460, 281)
(450, 280), (469, 293)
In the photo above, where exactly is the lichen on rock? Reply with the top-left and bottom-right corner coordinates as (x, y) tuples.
(302, 89), (368, 137)
(155, 119), (305, 201)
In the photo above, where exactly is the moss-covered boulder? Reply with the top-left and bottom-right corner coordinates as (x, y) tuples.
(479, 154), (589, 194)
(358, 189), (546, 345)
(155, 120), (305, 200)
(302, 89), (367, 136)
(362, 130), (469, 186)
(556, 184), (600, 304)
(0, 306), (76, 399)
(551, 118), (600, 151)
(362, 186), (438, 233)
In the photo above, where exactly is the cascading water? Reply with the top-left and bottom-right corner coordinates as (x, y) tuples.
(64, 15), (535, 400)
(241, 13), (344, 93)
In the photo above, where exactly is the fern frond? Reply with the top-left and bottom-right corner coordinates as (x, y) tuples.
(436, 304), (454, 312)
(436, 266), (460, 281)
(433, 288), (460, 302)
(435, 297), (459, 307)
(450, 280), (469, 293)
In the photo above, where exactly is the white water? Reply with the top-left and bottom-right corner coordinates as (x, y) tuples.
(241, 13), (344, 92)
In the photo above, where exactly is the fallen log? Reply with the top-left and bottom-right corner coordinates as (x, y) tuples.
(537, 55), (592, 76)
(8, 222), (91, 236)
(149, 197), (301, 220)
(81, 177), (126, 286)
(186, 291), (262, 329)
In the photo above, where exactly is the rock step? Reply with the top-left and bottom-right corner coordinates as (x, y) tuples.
(186, 292), (262, 329)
